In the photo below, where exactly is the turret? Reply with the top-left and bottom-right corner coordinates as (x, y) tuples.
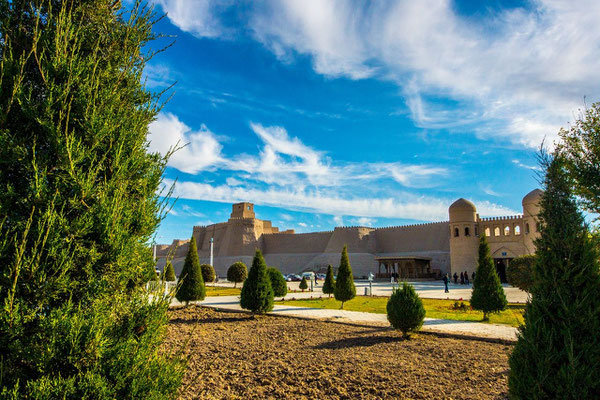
(522, 189), (543, 253)
(449, 198), (479, 276)
(230, 202), (255, 219)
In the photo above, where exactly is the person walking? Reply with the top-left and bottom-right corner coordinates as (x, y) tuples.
(443, 273), (450, 293)
(464, 270), (469, 285)
(471, 271), (475, 282)
(453, 272), (458, 284)
(460, 271), (465, 285)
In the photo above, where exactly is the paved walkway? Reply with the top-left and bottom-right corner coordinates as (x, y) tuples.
(213, 280), (529, 303)
(172, 294), (519, 343)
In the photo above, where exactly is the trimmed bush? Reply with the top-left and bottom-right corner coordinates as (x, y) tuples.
(509, 154), (600, 398)
(163, 261), (176, 282)
(322, 264), (336, 298)
(387, 282), (426, 338)
(506, 255), (536, 292)
(201, 264), (216, 283)
(227, 262), (248, 288)
(299, 277), (308, 292)
(240, 250), (274, 314)
(334, 245), (356, 309)
(267, 267), (288, 297)
(176, 237), (206, 306)
(470, 235), (507, 320)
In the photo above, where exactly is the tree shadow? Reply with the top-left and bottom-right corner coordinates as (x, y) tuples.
(169, 315), (252, 325)
(314, 334), (405, 350)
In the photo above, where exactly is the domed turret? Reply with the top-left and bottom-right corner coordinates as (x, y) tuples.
(449, 198), (477, 222)
(522, 189), (543, 217)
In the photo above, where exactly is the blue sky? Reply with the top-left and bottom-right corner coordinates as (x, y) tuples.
(141, 0), (600, 244)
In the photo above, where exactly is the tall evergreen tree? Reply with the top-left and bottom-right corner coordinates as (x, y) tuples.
(322, 264), (336, 298)
(163, 261), (176, 281)
(470, 235), (507, 321)
(334, 245), (356, 309)
(240, 250), (274, 314)
(0, 1), (184, 397)
(176, 237), (205, 306)
(509, 154), (600, 399)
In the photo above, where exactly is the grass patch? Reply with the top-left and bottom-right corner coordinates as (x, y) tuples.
(205, 286), (241, 297)
(275, 296), (524, 327)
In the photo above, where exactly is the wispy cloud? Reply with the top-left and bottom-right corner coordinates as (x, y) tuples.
(162, 0), (600, 148)
(164, 178), (518, 221)
(512, 159), (541, 171)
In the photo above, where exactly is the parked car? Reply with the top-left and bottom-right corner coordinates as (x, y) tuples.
(316, 273), (326, 280)
(301, 272), (315, 281)
(289, 274), (302, 281)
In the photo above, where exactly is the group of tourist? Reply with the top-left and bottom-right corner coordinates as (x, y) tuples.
(442, 271), (476, 293)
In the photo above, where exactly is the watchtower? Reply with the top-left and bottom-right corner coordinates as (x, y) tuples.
(522, 189), (543, 254)
(230, 202), (255, 219)
(449, 198), (479, 276)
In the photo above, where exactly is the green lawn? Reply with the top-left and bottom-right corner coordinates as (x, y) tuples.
(205, 286), (241, 297)
(275, 296), (524, 327)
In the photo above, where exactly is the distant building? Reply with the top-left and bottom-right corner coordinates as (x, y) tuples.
(155, 189), (542, 281)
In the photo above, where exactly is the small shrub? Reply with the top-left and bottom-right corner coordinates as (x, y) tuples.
(267, 267), (288, 297)
(322, 264), (335, 298)
(299, 277), (308, 292)
(163, 262), (176, 282)
(175, 237), (206, 306)
(471, 235), (507, 320)
(240, 250), (274, 314)
(200, 264), (216, 283)
(334, 246), (356, 309)
(507, 255), (536, 292)
(387, 282), (426, 338)
(227, 262), (247, 288)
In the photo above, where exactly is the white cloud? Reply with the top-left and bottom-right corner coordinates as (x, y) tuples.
(148, 112), (223, 174)
(165, 178), (518, 221)
(247, 0), (600, 147)
(298, 222), (308, 227)
(155, 0), (233, 38)
(351, 217), (376, 226)
(512, 159), (542, 171)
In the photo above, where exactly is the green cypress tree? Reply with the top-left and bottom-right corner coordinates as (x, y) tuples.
(176, 237), (205, 306)
(322, 264), (336, 298)
(470, 235), (507, 321)
(334, 245), (356, 309)
(387, 282), (426, 338)
(200, 264), (216, 283)
(506, 255), (536, 292)
(299, 276), (308, 292)
(509, 154), (600, 398)
(163, 261), (176, 282)
(267, 267), (288, 297)
(0, 1), (184, 397)
(240, 250), (274, 314)
(227, 261), (248, 288)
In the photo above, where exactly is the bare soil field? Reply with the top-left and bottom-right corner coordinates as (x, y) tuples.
(165, 306), (511, 400)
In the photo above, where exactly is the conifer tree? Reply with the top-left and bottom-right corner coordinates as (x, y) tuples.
(227, 261), (248, 288)
(509, 154), (600, 398)
(0, 1), (184, 396)
(267, 267), (288, 297)
(470, 235), (507, 320)
(240, 250), (274, 314)
(200, 264), (216, 283)
(163, 261), (176, 281)
(299, 276), (308, 292)
(387, 282), (426, 338)
(322, 264), (336, 298)
(334, 245), (356, 309)
(176, 237), (206, 306)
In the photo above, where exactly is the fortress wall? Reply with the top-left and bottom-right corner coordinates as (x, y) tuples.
(375, 222), (450, 253)
(478, 215), (526, 244)
(219, 219), (261, 257)
(262, 231), (333, 254)
(324, 227), (376, 254)
(264, 252), (379, 278)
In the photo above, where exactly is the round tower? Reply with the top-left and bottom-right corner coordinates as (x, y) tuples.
(449, 198), (479, 277)
(522, 189), (543, 253)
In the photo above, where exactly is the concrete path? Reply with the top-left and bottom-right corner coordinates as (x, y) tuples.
(172, 294), (519, 343)
(212, 280), (530, 303)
